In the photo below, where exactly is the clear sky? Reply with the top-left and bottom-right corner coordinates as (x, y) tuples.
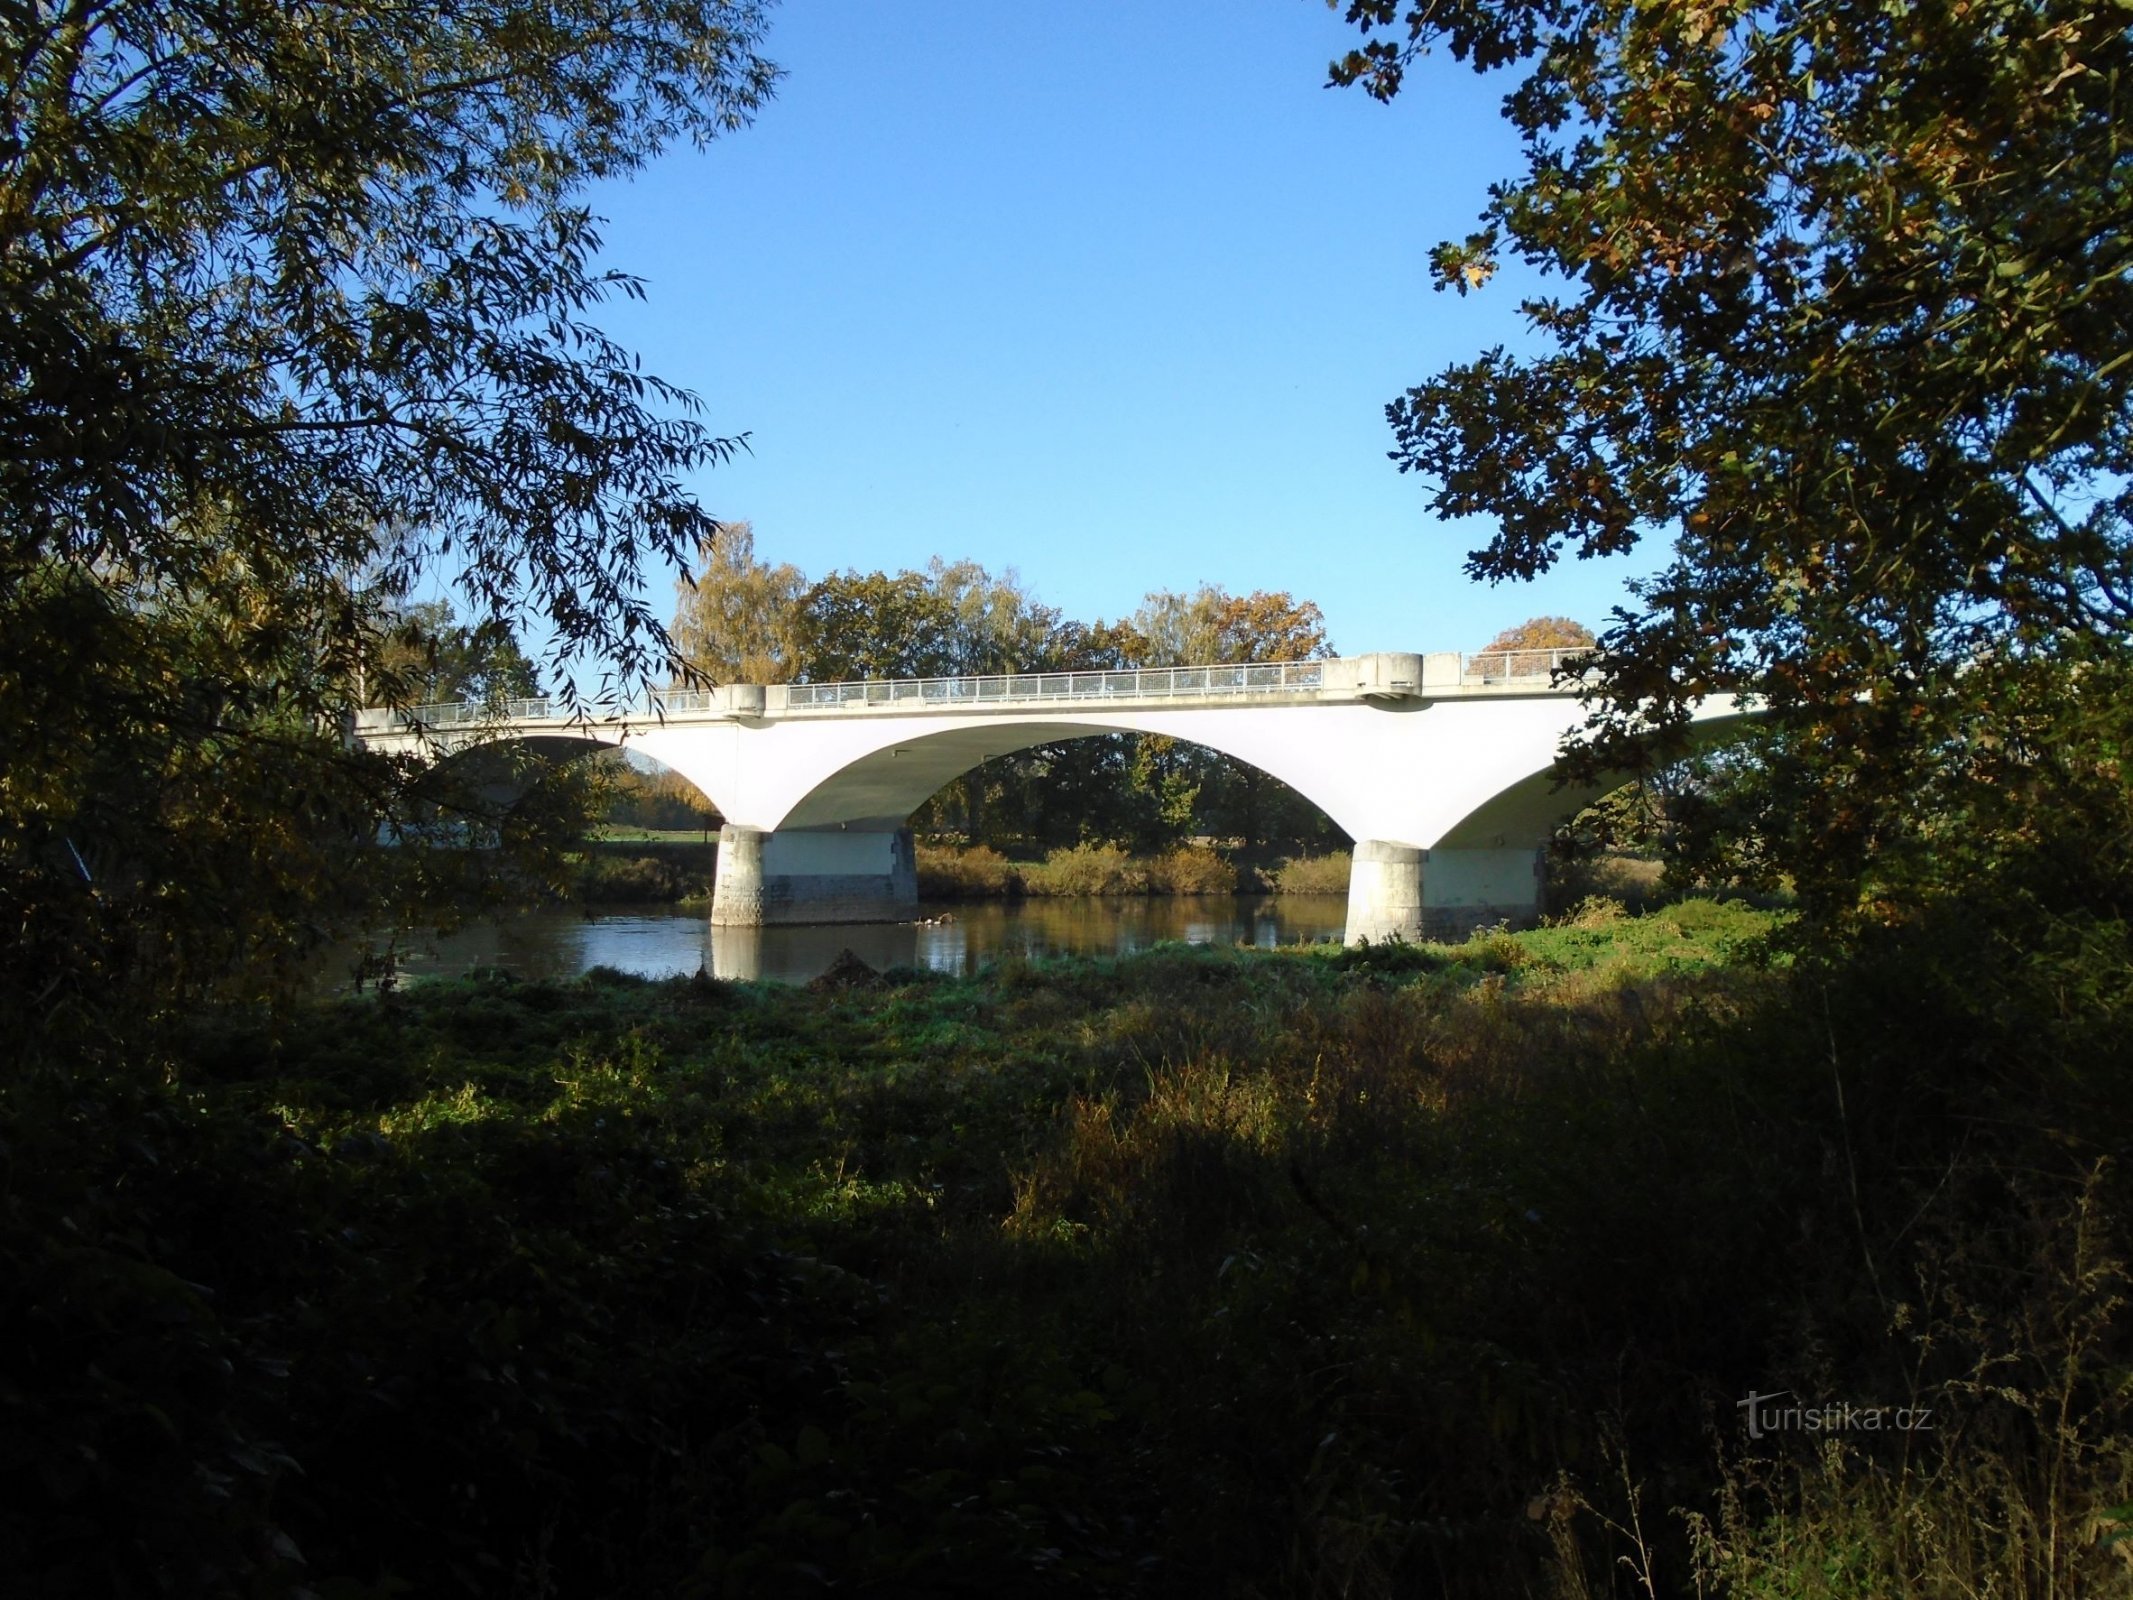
(576, 0), (1661, 659)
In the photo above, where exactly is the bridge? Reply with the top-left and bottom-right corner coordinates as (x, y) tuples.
(355, 648), (1742, 944)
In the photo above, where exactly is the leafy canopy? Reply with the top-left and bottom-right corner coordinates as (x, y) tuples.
(1479, 616), (1596, 654)
(1, 0), (775, 1016)
(378, 600), (542, 706)
(670, 522), (810, 685)
(4, 0), (775, 686)
(1333, 0), (2133, 916)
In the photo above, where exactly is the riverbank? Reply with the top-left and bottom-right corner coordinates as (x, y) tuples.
(566, 838), (1357, 905)
(571, 838), (1684, 910)
(573, 838), (719, 903)
(18, 896), (2128, 1595)
(320, 894), (1353, 991)
(914, 841), (1351, 897)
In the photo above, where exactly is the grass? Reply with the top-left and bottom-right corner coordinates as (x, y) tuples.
(13, 897), (2133, 1597)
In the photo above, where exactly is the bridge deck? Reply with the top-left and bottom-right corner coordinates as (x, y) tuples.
(353, 648), (1588, 738)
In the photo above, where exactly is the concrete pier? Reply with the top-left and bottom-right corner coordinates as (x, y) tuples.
(1418, 846), (1546, 940)
(1345, 840), (1425, 944)
(1344, 842), (1548, 944)
(709, 825), (919, 927)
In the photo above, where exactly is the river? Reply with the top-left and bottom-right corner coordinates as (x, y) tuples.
(327, 896), (1351, 990)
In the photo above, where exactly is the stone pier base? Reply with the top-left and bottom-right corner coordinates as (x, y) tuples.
(1343, 842), (1546, 945)
(709, 825), (919, 926)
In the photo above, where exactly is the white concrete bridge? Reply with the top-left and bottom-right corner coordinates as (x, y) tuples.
(355, 649), (1742, 944)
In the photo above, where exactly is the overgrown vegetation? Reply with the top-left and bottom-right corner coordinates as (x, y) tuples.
(15, 899), (2133, 1595)
(572, 841), (718, 904)
(0, 0), (777, 1029)
(914, 842), (1353, 899)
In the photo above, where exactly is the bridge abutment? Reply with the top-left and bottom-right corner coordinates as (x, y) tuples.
(709, 825), (919, 927)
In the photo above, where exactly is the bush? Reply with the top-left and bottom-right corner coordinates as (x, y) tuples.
(575, 853), (684, 902)
(1269, 852), (1351, 895)
(915, 842), (1021, 899)
(1025, 842), (1144, 896)
(1545, 850), (1665, 911)
(1144, 844), (1237, 895)
(1557, 895), (1628, 930)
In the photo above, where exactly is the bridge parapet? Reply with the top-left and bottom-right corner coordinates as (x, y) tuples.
(353, 648), (1592, 740)
(769, 658), (1339, 714)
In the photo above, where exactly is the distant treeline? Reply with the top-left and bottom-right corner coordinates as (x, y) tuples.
(645, 532), (1558, 859)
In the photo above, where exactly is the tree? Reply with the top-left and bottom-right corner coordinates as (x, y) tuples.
(1127, 585), (1331, 667)
(1126, 587), (1336, 854)
(1, 0), (777, 1015)
(796, 570), (961, 682)
(1207, 590), (1333, 664)
(599, 755), (723, 835)
(1479, 616), (1595, 654)
(925, 557), (1066, 677)
(379, 600), (543, 705)
(1332, 0), (2133, 921)
(670, 523), (808, 685)
(790, 558), (1063, 684)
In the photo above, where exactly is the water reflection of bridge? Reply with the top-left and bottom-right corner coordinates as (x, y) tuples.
(357, 649), (1741, 943)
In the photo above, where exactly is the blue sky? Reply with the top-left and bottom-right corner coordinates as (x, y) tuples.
(577, 0), (1661, 659)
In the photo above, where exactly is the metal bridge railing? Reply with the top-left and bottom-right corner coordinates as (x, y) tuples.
(357, 651), (1589, 731)
(1462, 647), (1591, 683)
(777, 660), (1328, 710)
(353, 696), (560, 731)
(356, 664), (1329, 732)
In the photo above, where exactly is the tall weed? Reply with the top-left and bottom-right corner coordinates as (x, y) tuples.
(1689, 1166), (2133, 1599)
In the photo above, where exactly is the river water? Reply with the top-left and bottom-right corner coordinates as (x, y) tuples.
(328, 896), (1351, 990)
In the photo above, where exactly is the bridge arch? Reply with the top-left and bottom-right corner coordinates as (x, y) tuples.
(767, 716), (1362, 839)
(404, 727), (737, 841)
(401, 728), (624, 811)
(1428, 700), (1758, 851)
